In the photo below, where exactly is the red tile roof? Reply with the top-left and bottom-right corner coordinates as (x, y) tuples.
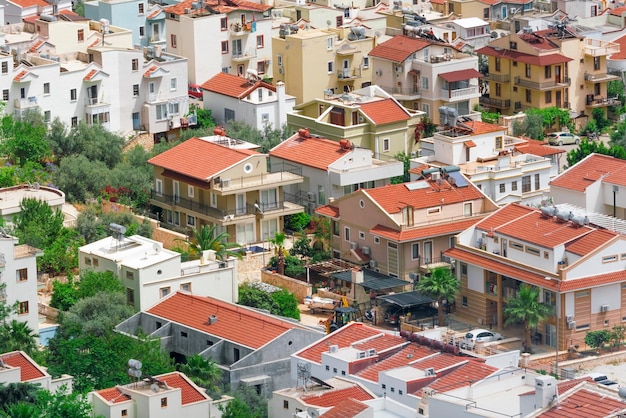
(165, 0), (271, 15)
(559, 270), (626, 292)
(11, 0), (48, 7)
(95, 388), (132, 404)
(147, 292), (308, 349)
(0, 351), (46, 382)
(158, 372), (208, 405)
(84, 69), (98, 81)
(359, 98), (410, 125)
(148, 137), (258, 181)
(370, 217), (485, 242)
(295, 322), (406, 364)
(439, 68), (482, 83)
(418, 360), (497, 395)
(13, 70), (29, 82)
(536, 388), (626, 417)
(321, 398), (369, 418)
(143, 66), (158, 77)
(352, 333), (407, 354)
(356, 345), (436, 382)
(200, 72), (275, 98)
(301, 385), (374, 407)
(514, 139), (564, 157)
(477, 0), (501, 5)
(29, 40), (43, 52)
(464, 140), (476, 148)
(363, 179), (485, 214)
(564, 229), (617, 256)
(369, 35), (433, 62)
(477, 46), (572, 66)
(445, 247), (560, 291)
(550, 154), (626, 192)
(609, 5), (626, 15)
(269, 133), (352, 170)
(315, 205), (340, 218)
(411, 353), (466, 373)
(610, 33), (626, 60)
(475, 203), (535, 232)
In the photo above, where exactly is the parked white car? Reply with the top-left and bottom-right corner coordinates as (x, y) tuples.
(460, 328), (503, 349)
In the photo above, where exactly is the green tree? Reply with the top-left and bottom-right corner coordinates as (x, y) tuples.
(608, 79), (626, 115)
(285, 212), (311, 233)
(59, 292), (134, 337)
(76, 207), (153, 244)
(592, 108), (610, 131)
(0, 320), (39, 356)
(37, 227), (84, 275)
(50, 280), (78, 311)
(512, 113), (545, 140)
(566, 138), (626, 168)
(269, 231), (287, 275)
(417, 267), (459, 326)
(53, 155), (110, 202)
(271, 289), (300, 320)
(50, 271), (124, 311)
(176, 225), (242, 261)
(584, 329), (610, 351)
(391, 152), (411, 184)
(35, 385), (93, 418)
(220, 385), (267, 418)
(503, 284), (552, 351)
(0, 382), (40, 411)
(238, 283), (278, 313)
(0, 112), (50, 165)
(178, 354), (222, 396)
(1, 401), (40, 418)
(12, 198), (64, 249)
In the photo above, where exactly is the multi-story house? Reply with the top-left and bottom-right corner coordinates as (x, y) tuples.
(446, 201), (626, 350)
(200, 72), (295, 130)
(272, 26), (376, 105)
(287, 85), (424, 160)
(434, 17), (492, 51)
(0, 233), (42, 340)
(417, 120), (558, 205)
(163, 0), (273, 85)
(369, 34), (482, 123)
(84, 0), (155, 48)
(269, 129), (404, 211)
(431, 0), (532, 21)
(78, 234), (239, 311)
(314, 169), (497, 280)
(478, 29), (620, 117)
(116, 292), (323, 393)
(549, 153), (626, 219)
(1, 0), (73, 25)
(148, 134), (304, 245)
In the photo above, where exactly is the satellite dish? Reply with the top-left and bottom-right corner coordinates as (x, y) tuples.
(153, 243), (161, 254)
(619, 386), (626, 400)
(374, 31), (381, 38)
(326, 19), (332, 27)
(307, 407), (320, 418)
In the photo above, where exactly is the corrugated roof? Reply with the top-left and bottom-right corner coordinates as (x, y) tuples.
(147, 137), (258, 181)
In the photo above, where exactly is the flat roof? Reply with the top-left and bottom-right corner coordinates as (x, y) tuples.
(79, 235), (179, 269)
(0, 185), (64, 216)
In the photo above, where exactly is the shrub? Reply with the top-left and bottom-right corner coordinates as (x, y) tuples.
(285, 212), (311, 232)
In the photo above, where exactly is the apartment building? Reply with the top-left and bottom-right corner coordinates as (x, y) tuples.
(287, 85), (424, 161)
(1, 0), (73, 25)
(478, 28), (620, 116)
(163, 0), (273, 85)
(272, 26), (376, 104)
(148, 134), (304, 245)
(315, 169), (497, 280)
(269, 128), (403, 211)
(369, 34), (482, 123)
(447, 202), (626, 350)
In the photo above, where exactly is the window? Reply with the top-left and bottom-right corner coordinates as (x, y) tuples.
(18, 301), (28, 315)
(171, 34), (177, 48)
(495, 136), (503, 149)
(126, 288), (134, 304)
(122, 410), (128, 417)
(495, 83), (501, 97)
(126, 271), (134, 280)
(510, 241), (523, 250)
(71, 117), (77, 127)
(221, 17), (228, 30)
(160, 397), (168, 408)
(336, 15), (343, 26)
(43, 82), (50, 95)
(495, 57), (501, 72)
(155, 179), (163, 196)
(132, 84), (139, 97)
(525, 246), (540, 256)
(344, 227), (350, 241)
(483, 7), (489, 18)
(1, 62), (6, 74)
(225, 108), (235, 122)
(332, 221), (339, 236)
(383, 138), (390, 152)
(70, 88), (77, 101)
(525, 63), (531, 78)
(2, 90), (8, 101)
(187, 215), (195, 227)
(327, 61), (334, 73)
(138, 2), (144, 13)
(257, 60), (266, 75)
(362, 56), (369, 68)
(462, 296), (468, 307)
(188, 185), (194, 198)
(283, 400), (289, 409)
(545, 91), (552, 103)
(221, 41), (229, 54)
(544, 290), (556, 307)
(427, 207), (441, 215)
(84, 257), (92, 265)
(594, 56), (600, 71)
(132, 59), (139, 71)
(160, 287), (170, 298)
(326, 37), (334, 50)
(461, 263), (468, 276)
(464, 202), (472, 216)
(44, 111), (50, 123)
(421, 76), (429, 89)
(545, 66), (551, 79)
(181, 282), (191, 292)
(499, 184), (505, 193)
(256, 35), (264, 48)
(170, 78), (177, 91)
(156, 103), (167, 120)
(93, 258), (98, 267)
(525, 89), (531, 103)
(139, 26), (145, 37)
(510, 41), (517, 50)
(412, 243), (419, 260)
(78, 29), (84, 42)
(17, 268), (27, 282)
(534, 174), (540, 190)
(602, 254), (618, 263)
(522, 175), (531, 192)
(169, 102), (179, 115)
(511, 181), (517, 191)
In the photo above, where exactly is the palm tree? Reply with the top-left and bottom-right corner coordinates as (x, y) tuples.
(269, 231), (287, 275)
(177, 225), (243, 261)
(416, 267), (459, 326)
(503, 284), (552, 352)
(0, 320), (39, 355)
(178, 354), (222, 396)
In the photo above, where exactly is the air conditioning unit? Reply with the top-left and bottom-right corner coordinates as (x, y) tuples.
(566, 314), (574, 322)
(567, 320), (576, 330)
(221, 179), (231, 188)
(307, 192), (315, 201)
(350, 242), (359, 250)
(600, 304), (609, 313)
(369, 260), (377, 268)
(375, 69), (382, 76)
(395, 65), (402, 73)
(329, 344), (339, 353)
(357, 350), (367, 359)
(362, 246), (370, 255)
(367, 348), (376, 356)
(424, 367), (435, 376)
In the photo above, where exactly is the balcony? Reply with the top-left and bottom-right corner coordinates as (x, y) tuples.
(514, 76), (570, 91)
(14, 96), (38, 109)
(584, 72), (620, 83)
(212, 171), (303, 193)
(440, 85), (479, 102)
(479, 96), (511, 109)
(584, 38), (619, 57)
(586, 96), (621, 108)
(337, 67), (362, 81)
(379, 84), (421, 100)
(231, 49), (256, 62)
(85, 96), (109, 107)
(230, 21), (256, 36)
(483, 73), (510, 83)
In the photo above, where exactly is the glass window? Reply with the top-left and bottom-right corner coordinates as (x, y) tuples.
(412, 243), (419, 259)
(133, 84), (139, 97)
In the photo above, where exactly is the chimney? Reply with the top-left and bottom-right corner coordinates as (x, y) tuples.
(351, 268), (364, 283)
(534, 375), (557, 408)
(277, 81), (286, 127)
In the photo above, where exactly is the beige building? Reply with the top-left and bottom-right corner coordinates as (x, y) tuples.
(478, 29), (620, 116)
(287, 85), (424, 160)
(272, 26), (376, 104)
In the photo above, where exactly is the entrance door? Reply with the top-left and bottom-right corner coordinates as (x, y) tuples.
(545, 323), (556, 347)
(501, 239), (507, 257)
(556, 91), (562, 108)
(424, 241), (433, 264)
(236, 193), (246, 215)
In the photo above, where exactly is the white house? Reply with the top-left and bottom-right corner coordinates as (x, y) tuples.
(0, 351), (73, 392)
(1, 0), (73, 25)
(78, 233), (238, 311)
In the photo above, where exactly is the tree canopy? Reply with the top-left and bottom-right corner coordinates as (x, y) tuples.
(416, 267), (459, 326)
(503, 284), (552, 351)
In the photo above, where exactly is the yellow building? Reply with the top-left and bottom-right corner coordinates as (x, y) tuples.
(272, 26), (376, 105)
(478, 29), (620, 116)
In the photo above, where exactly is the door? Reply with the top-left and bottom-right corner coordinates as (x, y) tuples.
(555, 66), (561, 84)
(173, 181), (180, 202)
(152, 23), (160, 41)
(387, 242), (398, 277)
(556, 91), (562, 108)
(501, 238), (507, 257)
(236, 193), (246, 215)
(132, 112), (140, 130)
(232, 39), (242, 57)
(342, 59), (350, 78)
(87, 85), (97, 104)
(424, 241), (433, 264)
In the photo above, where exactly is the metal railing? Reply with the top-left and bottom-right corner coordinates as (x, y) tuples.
(514, 76), (570, 90)
(479, 96), (511, 108)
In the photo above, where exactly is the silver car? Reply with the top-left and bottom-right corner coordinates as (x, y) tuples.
(460, 328), (503, 349)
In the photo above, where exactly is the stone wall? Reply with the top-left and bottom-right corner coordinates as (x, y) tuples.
(261, 270), (312, 302)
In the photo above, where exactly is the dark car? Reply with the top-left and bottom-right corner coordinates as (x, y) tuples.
(384, 304), (438, 325)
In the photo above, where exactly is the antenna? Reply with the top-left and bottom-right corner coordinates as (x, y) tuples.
(153, 243), (161, 254)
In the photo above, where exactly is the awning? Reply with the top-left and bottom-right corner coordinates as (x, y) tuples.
(464, 140), (477, 148)
(439, 68), (482, 83)
(376, 291), (434, 308)
(330, 269), (410, 290)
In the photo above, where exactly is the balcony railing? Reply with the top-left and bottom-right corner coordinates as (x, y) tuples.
(231, 49), (256, 61)
(584, 72), (619, 82)
(586, 96), (621, 107)
(379, 84), (421, 97)
(337, 68), (362, 80)
(440, 85), (479, 100)
(479, 96), (511, 108)
(212, 171), (303, 192)
(14, 96), (38, 109)
(584, 38), (620, 57)
(514, 76), (570, 90)
(484, 73), (510, 83)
